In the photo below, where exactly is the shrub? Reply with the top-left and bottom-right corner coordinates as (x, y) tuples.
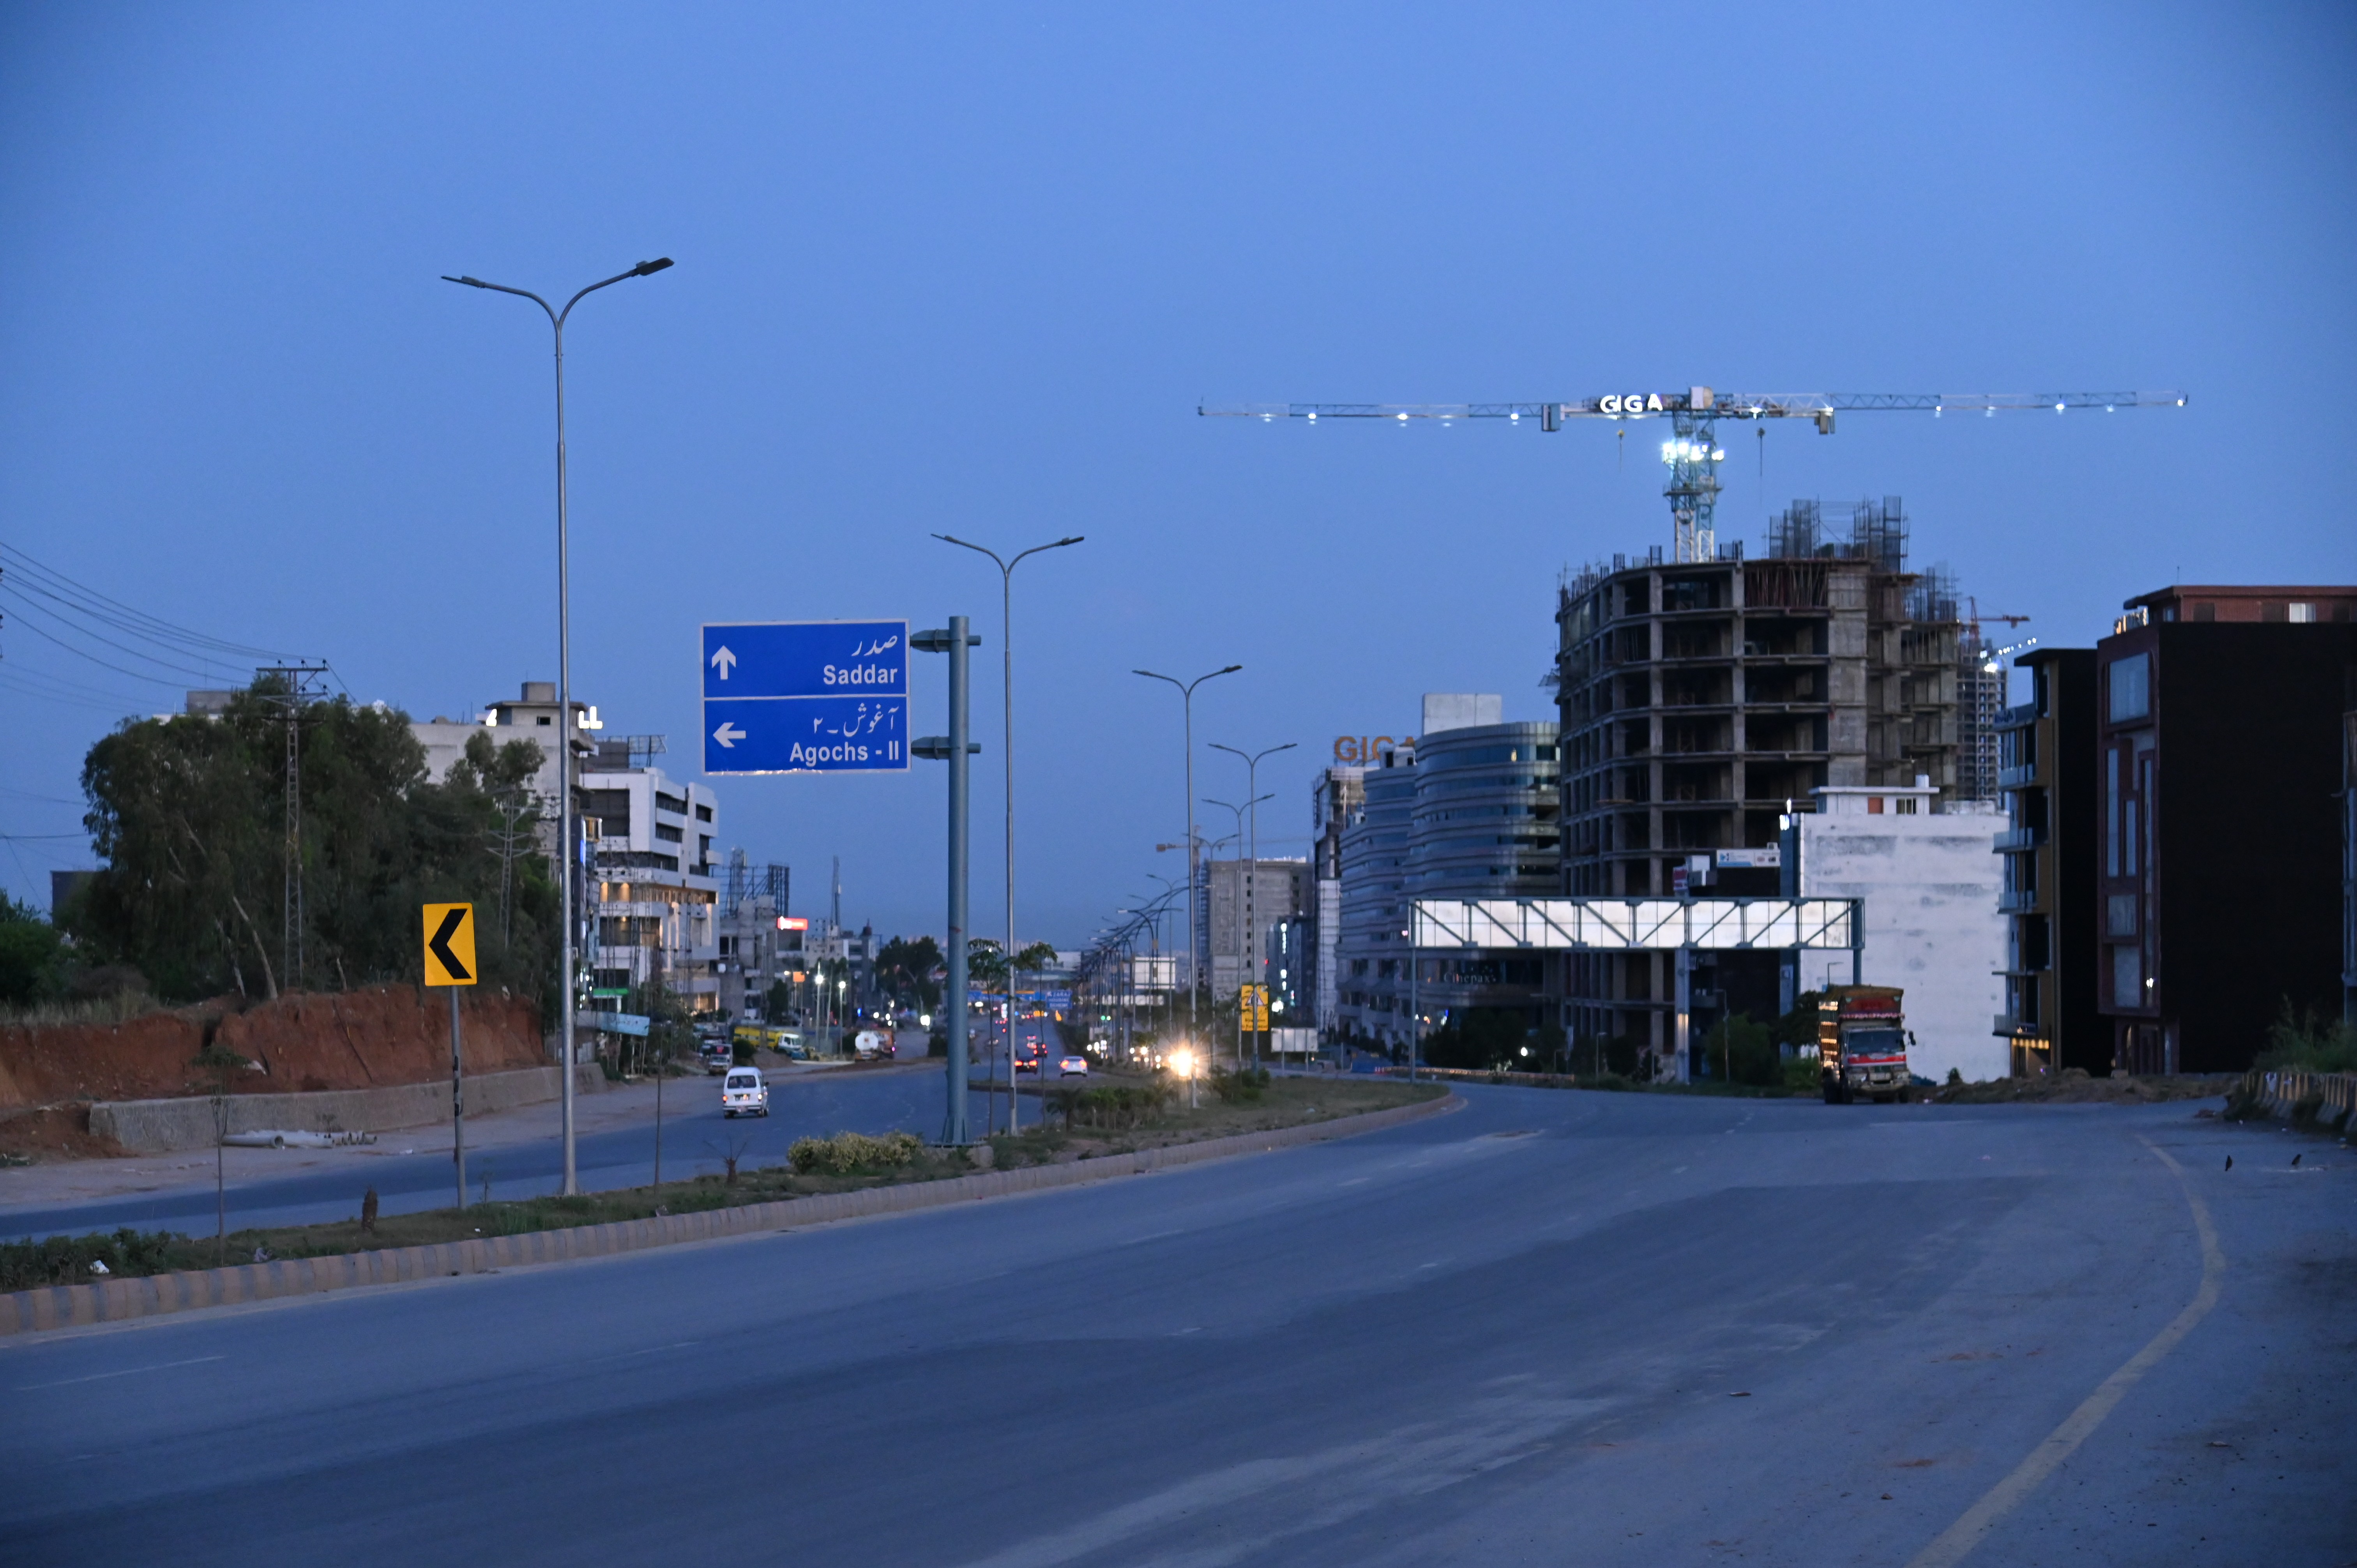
(1702, 1012), (1781, 1086)
(1208, 1065), (1269, 1104)
(2258, 1002), (2357, 1074)
(1049, 1083), (1172, 1130)
(787, 1129), (923, 1175)
(0, 1226), (179, 1292)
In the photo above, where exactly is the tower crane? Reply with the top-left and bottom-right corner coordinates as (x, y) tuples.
(1199, 388), (2187, 563)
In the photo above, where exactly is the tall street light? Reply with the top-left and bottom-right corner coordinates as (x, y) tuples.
(1210, 741), (1296, 1070)
(1202, 792), (1271, 1067)
(1133, 664), (1241, 1050)
(935, 532), (1083, 1135)
(442, 256), (673, 1195)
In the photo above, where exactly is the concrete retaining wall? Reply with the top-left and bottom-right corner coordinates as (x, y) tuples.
(2, 1091), (1456, 1337)
(88, 1065), (609, 1154)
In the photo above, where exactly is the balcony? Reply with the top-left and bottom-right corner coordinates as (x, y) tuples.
(1992, 827), (2046, 851)
(1997, 763), (2038, 789)
(1998, 888), (2040, 913)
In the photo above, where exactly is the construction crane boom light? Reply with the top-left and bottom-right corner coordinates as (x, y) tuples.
(1201, 387), (2186, 563)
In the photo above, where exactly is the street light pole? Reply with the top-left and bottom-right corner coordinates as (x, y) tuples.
(935, 533), (1083, 1135)
(443, 255), (672, 1197)
(1133, 666), (1241, 1054)
(1210, 741), (1295, 1071)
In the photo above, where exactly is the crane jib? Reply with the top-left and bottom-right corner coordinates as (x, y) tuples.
(1197, 390), (2186, 422)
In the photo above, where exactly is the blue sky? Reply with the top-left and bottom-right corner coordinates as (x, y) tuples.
(3, 3), (2352, 944)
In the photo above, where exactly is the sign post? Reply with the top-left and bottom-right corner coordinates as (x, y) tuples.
(702, 620), (910, 775)
(422, 902), (477, 1209)
(913, 619), (981, 1144)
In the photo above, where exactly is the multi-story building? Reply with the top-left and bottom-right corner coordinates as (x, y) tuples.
(1553, 500), (1972, 1054)
(1404, 714), (1560, 1036)
(1991, 649), (2104, 1076)
(1307, 765), (1366, 1033)
(1199, 857), (1311, 1002)
(1781, 782), (2006, 1084)
(714, 853), (793, 1019)
(579, 740), (722, 1014)
(1336, 751), (1416, 1045)
(2095, 585), (2357, 1073)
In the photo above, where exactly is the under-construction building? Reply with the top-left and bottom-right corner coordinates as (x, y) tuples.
(1552, 497), (1984, 1049)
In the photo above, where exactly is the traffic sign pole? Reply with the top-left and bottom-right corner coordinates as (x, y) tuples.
(421, 902), (478, 1208)
(913, 618), (978, 1145)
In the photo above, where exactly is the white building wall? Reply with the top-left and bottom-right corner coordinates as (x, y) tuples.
(1799, 785), (2006, 1084)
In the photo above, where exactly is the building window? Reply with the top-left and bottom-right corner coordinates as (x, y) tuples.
(1895, 798), (1919, 815)
(1868, 796), (1884, 814)
(2190, 602), (2215, 622)
(2107, 653), (2149, 722)
(2112, 945), (2141, 1008)
(2106, 748), (2120, 877)
(2106, 893), (2137, 936)
(655, 824), (684, 844)
(2290, 602), (2316, 623)
(695, 803), (714, 821)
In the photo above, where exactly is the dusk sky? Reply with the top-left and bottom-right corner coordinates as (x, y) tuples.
(3, 3), (2352, 945)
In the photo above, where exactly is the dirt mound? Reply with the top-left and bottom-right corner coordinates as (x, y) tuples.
(0, 1104), (127, 1161)
(0, 987), (545, 1108)
(1930, 1068), (2234, 1105)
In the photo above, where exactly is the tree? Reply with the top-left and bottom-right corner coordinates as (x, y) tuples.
(874, 935), (945, 1013)
(1703, 1011), (1781, 1086)
(70, 681), (558, 1006)
(0, 896), (65, 1007)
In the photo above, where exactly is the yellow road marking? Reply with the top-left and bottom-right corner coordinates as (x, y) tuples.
(1903, 1136), (2224, 1568)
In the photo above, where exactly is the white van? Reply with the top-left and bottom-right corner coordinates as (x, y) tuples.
(721, 1067), (769, 1118)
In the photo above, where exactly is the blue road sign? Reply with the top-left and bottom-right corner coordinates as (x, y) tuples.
(705, 695), (906, 774)
(701, 620), (909, 775)
(703, 621), (906, 699)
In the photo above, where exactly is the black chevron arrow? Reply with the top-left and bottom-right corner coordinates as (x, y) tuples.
(428, 907), (472, 982)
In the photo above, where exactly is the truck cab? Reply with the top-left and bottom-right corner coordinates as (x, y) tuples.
(1818, 986), (1910, 1104)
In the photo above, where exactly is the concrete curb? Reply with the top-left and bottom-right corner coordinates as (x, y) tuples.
(0, 1091), (1457, 1338)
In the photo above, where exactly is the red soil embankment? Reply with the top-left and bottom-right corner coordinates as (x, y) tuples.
(0, 987), (545, 1109)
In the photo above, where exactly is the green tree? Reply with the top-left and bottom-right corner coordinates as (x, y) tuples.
(874, 934), (945, 1013)
(1704, 1011), (1781, 1086)
(70, 680), (558, 1006)
(0, 896), (66, 1006)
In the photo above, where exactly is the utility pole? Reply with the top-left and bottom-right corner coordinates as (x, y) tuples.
(255, 662), (329, 994)
(915, 618), (981, 1145)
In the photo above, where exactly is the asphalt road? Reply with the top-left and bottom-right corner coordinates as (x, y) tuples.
(2, 1085), (2348, 1566)
(0, 1067), (986, 1240)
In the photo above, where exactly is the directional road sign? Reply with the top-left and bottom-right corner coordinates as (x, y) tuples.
(422, 903), (477, 987)
(702, 620), (909, 774)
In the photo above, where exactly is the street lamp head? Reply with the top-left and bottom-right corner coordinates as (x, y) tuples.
(632, 258), (675, 276)
(1220, 664), (1242, 675)
(442, 275), (490, 289)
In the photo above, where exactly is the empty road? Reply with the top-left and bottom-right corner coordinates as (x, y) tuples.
(2, 1084), (2347, 1565)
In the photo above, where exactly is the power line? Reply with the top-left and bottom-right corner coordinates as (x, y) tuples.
(0, 541), (286, 662)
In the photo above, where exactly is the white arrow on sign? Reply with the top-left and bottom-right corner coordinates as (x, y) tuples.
(709, 645), (737, 680)
(712, 721), (746, 749)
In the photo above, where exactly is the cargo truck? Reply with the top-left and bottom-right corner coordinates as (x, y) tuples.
(1817, 985), (1912, 1104)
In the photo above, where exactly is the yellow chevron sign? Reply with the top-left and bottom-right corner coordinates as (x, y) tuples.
(422, 903), (477, 987)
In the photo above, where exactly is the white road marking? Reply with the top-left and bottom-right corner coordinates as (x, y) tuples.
(1903, 1136), (2225, 1568)
(19, 1354), (226, 1391)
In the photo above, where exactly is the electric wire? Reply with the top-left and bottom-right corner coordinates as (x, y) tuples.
(0, 541), (285, 661)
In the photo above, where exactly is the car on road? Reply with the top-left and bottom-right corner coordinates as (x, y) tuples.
(1014, 1052), (1040, 1075)
(698, 1040), (734, 1075)
(721, 1067), (769, 1117)
(1057, 1055), (1089, 1078)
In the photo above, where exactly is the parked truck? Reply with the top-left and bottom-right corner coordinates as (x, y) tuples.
(1817, 985), (1911, 1104)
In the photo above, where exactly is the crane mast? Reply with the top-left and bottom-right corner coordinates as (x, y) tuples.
(1200, 388), (2187, 563)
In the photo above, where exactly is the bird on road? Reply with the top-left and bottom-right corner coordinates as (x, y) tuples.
(2291, 1153), (2302, 1167)
(2224, 1155), (2233, 1171)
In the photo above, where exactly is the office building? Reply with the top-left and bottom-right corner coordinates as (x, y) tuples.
(1307, 765), (1366, 1033)
(1336, 751), (1416, 1045)
(1992, 648), (2105, 1075)
(1404, 713), (1560, 1035)
(2095, 585), (2357, 1073)
(1199, 857), (1311, 1001)
(579, 738), (722, 1013)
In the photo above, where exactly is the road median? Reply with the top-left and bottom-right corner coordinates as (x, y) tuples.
(0, 1087), (1456, 1338)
